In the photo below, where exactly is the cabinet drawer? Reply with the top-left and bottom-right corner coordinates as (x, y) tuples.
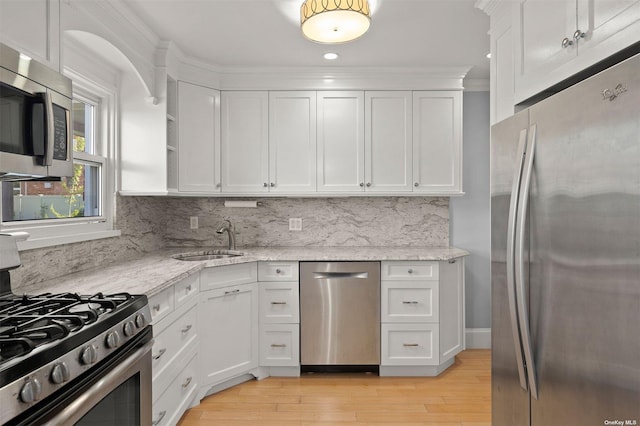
(381, 323), (439, 366)
(259, 282), (299, 323)
(200, 262), (257, 291)
(381, 261), (439, 281)
(259, 324), (300, 366)
(381, 281), (439, 323)
(174, 273), (199, 308)
(148, 286), (174, 324)
(152, 352), (199, 426)
(152, 304), (198, 398)
(258, 261), (299, 281)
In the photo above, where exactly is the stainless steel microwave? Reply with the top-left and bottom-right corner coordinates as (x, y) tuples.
(0, 42), (73, 181)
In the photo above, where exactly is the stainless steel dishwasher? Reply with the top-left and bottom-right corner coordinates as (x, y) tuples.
(300, 261), (380, 368)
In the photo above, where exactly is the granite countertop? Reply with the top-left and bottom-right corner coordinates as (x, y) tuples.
(15, 246), (469, 297)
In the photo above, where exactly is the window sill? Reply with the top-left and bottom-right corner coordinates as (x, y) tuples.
(7, 229), (122, 251)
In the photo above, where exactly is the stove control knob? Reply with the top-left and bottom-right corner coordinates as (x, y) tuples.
(135, 313), (146, 328)
(20, 378), (42, 403)
(80, 344), (99, 365)
(123, 321), (135, 337)
(105, 331), (121, 349)
(50, 362), (71, 384)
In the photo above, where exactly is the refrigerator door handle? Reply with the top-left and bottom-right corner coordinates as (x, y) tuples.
(515, 124), (539, 400)
(507, 128), (529, 392)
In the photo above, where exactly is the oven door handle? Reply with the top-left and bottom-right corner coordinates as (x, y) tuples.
(42, 340), (152, 426)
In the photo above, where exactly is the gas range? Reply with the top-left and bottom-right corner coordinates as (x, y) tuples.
(0, 235), (152, 425)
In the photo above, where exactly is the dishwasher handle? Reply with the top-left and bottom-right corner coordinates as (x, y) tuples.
(312, 272), (369, 279)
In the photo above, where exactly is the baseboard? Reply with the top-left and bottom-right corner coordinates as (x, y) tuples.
(465, 328), (491, 349)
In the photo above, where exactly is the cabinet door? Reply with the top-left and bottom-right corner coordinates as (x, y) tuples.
(412, 91), (462, 194)
(269, 91), (316, 193)
(0, 0), (60, 71)
(221, 91), (269, 193)
(364, 91), (413, 192)
(199, 282), (259, 387)
(317, 91), (365, 192)
(177, 82), (221, 193)
(580, 0), (640, 55)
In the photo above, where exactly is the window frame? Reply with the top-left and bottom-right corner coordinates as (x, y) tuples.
(0, 68), (120, 250)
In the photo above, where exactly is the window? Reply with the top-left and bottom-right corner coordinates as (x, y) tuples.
(0, 72), (119, 249)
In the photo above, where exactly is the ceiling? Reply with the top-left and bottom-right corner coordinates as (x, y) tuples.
(122, 0), (490, 82)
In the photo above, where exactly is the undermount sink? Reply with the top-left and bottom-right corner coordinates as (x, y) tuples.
(172, 250), (244, 261)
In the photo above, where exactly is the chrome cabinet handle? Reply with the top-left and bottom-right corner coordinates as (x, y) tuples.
(152, 304), (160, 312)
(185, 284), (192, 292)
(561, 37), (573, 48)
(414, 182), (419, 187)
(181, 376), (192, 388)
(507, 128), (529, 392)
(271, 301), (287, 305)
(515, 124), (539, 400)
(181, 324), (192, 334)
(263, 182), (268, 187)
(407, 269), (413, 274)
(152, 410), (166, 425)
(359, 182), (364, 187)
(275, 268), (282, 274)
(403, 343), (419, 347)
(402, 301), (419, 304)
(224, 289), (240, 295)
(152, 348), (166, 360)
(448, 259), (457, 264)
(270, 182), (275, 187)
(366, 182), (371, 187)
(270, 343), (286, 348)
(573, 29), (585, 41)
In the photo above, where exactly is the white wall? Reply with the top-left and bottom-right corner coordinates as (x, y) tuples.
(450, 92), (491, 339)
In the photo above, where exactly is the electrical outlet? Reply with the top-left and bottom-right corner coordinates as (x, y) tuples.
(190, 216), (198, 230)
(289, 218), (302, 231)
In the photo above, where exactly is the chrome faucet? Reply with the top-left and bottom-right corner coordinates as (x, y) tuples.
(216, 219), (236, 250)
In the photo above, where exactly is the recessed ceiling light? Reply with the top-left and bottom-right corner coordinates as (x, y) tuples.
(324, 53), (339, 60)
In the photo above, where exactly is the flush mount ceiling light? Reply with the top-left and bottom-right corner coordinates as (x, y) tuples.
(301, 0), (371, 44)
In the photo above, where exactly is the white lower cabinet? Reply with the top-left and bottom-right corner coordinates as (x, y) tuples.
(149, 273), (200, 425)
(198, 263), (259, 395)
(379, 259), (465, 376)
(258, 261), (300, 374)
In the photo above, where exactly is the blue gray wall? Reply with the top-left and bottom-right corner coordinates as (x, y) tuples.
(451, 91), (491, 330)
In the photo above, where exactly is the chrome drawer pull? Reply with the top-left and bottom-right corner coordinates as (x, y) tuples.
(152, 348), (166, 360)
(271, 301), (287, 305)
(402, 301), (419, 304)
(185, 284), (192, 292)
(224, 289), (240, 295)
(181, 324), (192, 334)
(271, 343), (287, 348)
(407, 269), (413, 274)
(152, 411), (166, 425)
(182, 376), (192, 388)
(152, 304), (160, 312)
(275, 268), (282, 274)
(403, 343), (419, 347)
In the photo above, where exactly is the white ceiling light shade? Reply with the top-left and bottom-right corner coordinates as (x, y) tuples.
(301, 0), (371, 44)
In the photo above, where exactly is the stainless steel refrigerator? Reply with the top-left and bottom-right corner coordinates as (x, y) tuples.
(491, 53), (640, 425)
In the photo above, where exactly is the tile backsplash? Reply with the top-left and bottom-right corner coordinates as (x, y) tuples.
(10, 195), (449, 289)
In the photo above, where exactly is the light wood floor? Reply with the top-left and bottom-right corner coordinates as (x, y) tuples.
(178, 349), (491, 426)
(179, 349), (491, 426)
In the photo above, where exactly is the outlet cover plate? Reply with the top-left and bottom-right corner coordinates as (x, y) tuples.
(289, 218), (302, 231)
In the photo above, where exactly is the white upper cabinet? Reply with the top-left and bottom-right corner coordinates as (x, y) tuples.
(0, 0), (60, 71)
(268, 91), (317, 193)
(316, 91), (365, 192)
(178, 81), (221, 193)
(514, 0), (640, 102)
(365, 91), (413, 193)
(412, 91), (462, 195)
(221, 91), (269, 193)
